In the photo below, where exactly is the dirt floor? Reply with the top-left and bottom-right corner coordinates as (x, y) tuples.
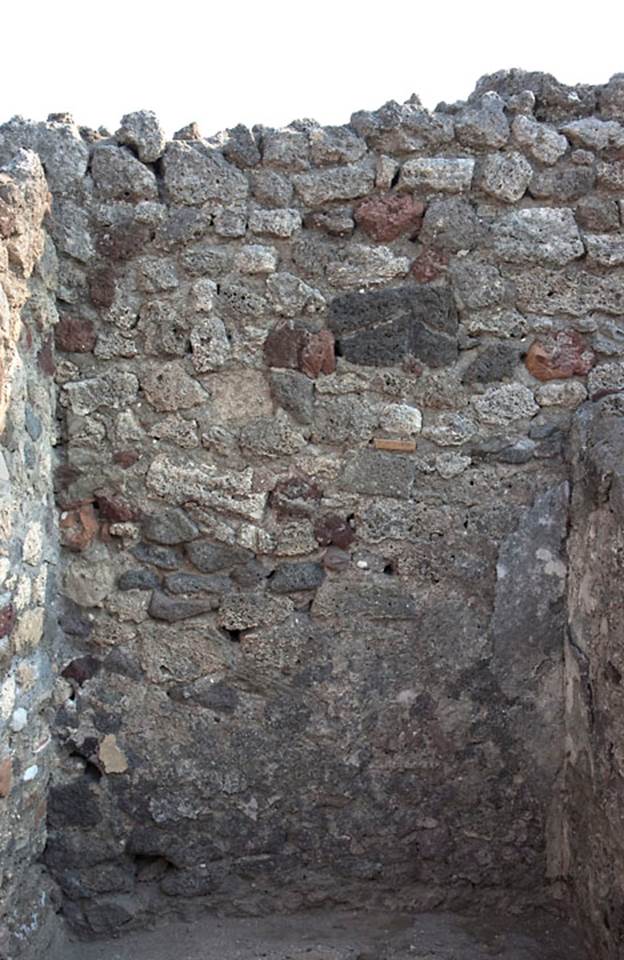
(53, 909), (587, 960)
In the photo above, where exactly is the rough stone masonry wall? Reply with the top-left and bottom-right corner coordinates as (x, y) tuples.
(2, 68), (624, 954)
(0, 150), (60, 958)
(565, 397), (624, 960)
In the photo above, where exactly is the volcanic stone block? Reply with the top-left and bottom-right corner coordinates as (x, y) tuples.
(143, 508), (199, 545)
(148, 592), (218, 622)
(268, 562), (325, 594)
(185, 540), (251, 573)
(329, 284), (458, 368)
(461, 343), (520, 383)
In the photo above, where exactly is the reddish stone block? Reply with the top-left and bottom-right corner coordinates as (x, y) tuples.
(314, 514), (355, 549)
(89, 267), (116, 308)
(96, 493), (140, 522)
(59, 503), (99, 552)
(96, 221), (152, 262)
(525, 330), (595, 382)
(300, 330), (336, 379)
(355, 194), (425, 242)
(410, 247), (449, 283)
(55, 314), (96, 353)
(112, 449), (140, 468)
(0, 604), (16, 639)
(264, 323), (305, 369)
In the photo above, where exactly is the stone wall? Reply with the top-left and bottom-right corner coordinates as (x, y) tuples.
(565, 397), (624, 959)
(1, 68), (624, 954)
(0, 150), (60, 958)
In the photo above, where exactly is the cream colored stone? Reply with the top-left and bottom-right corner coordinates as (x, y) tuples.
(12, 608), (44, 654)
(98, 734), (129, 774)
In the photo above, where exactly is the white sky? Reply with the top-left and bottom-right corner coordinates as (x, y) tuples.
(3, 0), (624, 138)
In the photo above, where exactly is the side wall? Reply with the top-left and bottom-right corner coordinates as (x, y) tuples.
(566, 397), (624, 959)
(0, 151), (60, 958)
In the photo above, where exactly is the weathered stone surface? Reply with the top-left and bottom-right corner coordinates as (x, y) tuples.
(141, 363), (207, 411)
(221, 124), (261, 168)
(399, 157), (474, 193)
(455, 93), (509, 148)
(450, 259), (505, 309)
(587, 361), (624, 397)
(248, 207), (302, 238)
(355, 194), (425, 242)
(584, 233), (624, 267)
(536, 380), (587, 407)
(515, 268), (624, 316)
(478, 151), (532, 202)
(131, 542), (180, 570)
(575, 195), (620, 232)
(162, 142), (249, 205)
(528, 162), (595, 202)
(148, 591), (217, 621)
(270, 370), (314, 424)
(561, 117), (624, 150)
(312, 579), (418, 620)
(164, 572), (230, 595)
(462, 343), (519, 383)
(143, 508), (199, 545)
(186, 540), (250, 573)
(492, 208), (584, 265)
(55, 314), (96, 353)
(116, 110), (166, 163)
(419, 197), (485, 252)
(472, 382), (539, 423)
(309, 125), (367, 165)
(293, 160), (374, 207)
(525, 331), (595, 381)
(326, 243), (410, 289)
(268, 562), (324, 594)
(329, 284), (458, 368)
(118, 569), (160, 591)
(341, 448), (415, 497)
(261, 128), (309, 170)
(410, 247), (449, 283)
(217, 593), (292, 630)
(91, 144), (158, 202)
(511, 115), (568, 165)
